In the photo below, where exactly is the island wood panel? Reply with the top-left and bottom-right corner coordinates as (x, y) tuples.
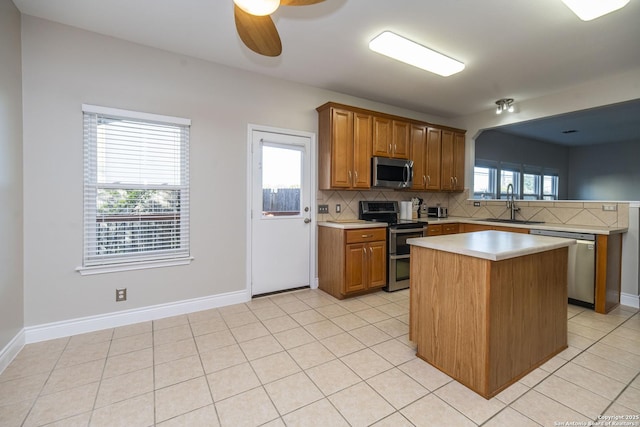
(487, 248), (568, 395)
(410, 246), (568, 398)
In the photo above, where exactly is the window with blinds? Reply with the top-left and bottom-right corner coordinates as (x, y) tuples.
(81, 105), (190, 271)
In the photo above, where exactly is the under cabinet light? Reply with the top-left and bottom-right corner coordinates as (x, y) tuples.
(560, 0), (629, 21)
(369, 31), (465, 77)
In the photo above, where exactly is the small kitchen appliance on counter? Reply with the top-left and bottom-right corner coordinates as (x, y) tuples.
(359, 201), (427, 292)
(427, 206), (448, 218)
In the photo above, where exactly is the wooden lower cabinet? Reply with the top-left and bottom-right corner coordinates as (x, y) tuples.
(460, 223), (529, 234)
(319, 227), (387, 299)
(427, 223), (459, 236)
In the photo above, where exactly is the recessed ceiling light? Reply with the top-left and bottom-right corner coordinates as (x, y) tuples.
(560, 0), (629, 21)
(368, 31), (465, 77)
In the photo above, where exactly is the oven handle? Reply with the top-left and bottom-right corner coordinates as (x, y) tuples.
(389, 254), (410, 260)
(389, 227), (427, 235)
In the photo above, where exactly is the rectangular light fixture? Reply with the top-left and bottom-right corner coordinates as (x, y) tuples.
(561, 0), (630, 21)
(369, 31), (465, 77)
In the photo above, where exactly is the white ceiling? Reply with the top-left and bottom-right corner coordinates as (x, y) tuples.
(12, 0), (640, 121)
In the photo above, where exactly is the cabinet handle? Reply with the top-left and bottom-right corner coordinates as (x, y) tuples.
(369, 247), (373, 257)
(388, 143), (392, 153)
(348, 170), (352, 185)
(423, 175), (426, 186)
(454, 177), (458, 186)
(450, 177), (454, 187)
(362, 247), (366, 255)
(427, 175), (431, 186)
(354, 170), (358, 182)
(361, 234), (374, 238)
(394, 143), (397, 153)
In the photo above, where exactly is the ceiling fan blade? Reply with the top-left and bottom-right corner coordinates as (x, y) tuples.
(234, 5), (282, 57)
(280, 0), (325, 5)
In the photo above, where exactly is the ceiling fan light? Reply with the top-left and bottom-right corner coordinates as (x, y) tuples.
(496, 106), (502, 115)
(560, 0), (630, 21)
(234, 0), (280, 16)
(369, 31), (465, 77)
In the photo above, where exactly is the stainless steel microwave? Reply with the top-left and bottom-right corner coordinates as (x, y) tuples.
(371, 156), (413, 189)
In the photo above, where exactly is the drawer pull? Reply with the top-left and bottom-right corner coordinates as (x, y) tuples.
(361, 234), (374, 238)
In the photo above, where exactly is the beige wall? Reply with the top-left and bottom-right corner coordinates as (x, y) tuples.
(18, 14), (640, 329)
(20, 16), (446, 327)
(0, 0), (24, 350)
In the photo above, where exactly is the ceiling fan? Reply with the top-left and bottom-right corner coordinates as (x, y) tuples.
(233, 0), (325, 57)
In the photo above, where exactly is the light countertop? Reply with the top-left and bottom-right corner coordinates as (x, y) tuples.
(417, 216), (627, 235)
(407, 230), (576, 261)
(317, 221), (387, 230)
(318, 216), (627, 234)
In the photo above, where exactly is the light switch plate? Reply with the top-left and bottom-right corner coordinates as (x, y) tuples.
(318, 204), (329, 214)
(602, 204), (617, 211)
(336, 204), (341, 213)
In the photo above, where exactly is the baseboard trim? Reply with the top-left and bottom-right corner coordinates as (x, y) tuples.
(24, 289), (251, 344)
(0, 328), (26, 375)
(621, 292), (640, 309)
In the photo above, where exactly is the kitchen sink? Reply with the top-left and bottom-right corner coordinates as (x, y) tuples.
(476, 218), (545, 225)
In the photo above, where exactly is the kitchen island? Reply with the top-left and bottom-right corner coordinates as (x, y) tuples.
(408, 231), (576, 399)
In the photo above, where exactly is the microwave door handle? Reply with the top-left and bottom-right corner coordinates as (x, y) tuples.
(403, 164), (410, 185)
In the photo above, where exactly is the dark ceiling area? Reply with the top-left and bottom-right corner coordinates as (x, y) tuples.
(491, 98), (640, 147)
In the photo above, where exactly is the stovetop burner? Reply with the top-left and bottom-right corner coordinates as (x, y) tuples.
(358, 200), (424, 228)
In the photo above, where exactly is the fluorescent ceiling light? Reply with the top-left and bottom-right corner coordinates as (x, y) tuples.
(369, 31), (465, 77)
(560, 0), (629, 21)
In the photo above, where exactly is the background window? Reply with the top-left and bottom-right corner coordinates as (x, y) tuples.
(473, 165), (497, 199)
(82, 106), (190, 269)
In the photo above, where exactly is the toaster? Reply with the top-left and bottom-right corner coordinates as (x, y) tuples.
(427, 206), (448, 218)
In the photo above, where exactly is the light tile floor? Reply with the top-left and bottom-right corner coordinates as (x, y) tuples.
(1, 288), (639, 427)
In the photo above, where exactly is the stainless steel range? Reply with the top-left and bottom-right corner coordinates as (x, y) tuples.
(359, 201), (427, 291)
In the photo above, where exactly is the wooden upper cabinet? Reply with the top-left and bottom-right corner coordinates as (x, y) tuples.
(453, 132), (465, 191)
(440, 130), (465, 191)
(410, 124), (427, 190)
(373, 116), (409, 159)
(391, 120), (410, 159)
(353, 113), (373, 188)
(425, 127), (442, 190)
(372, 116), (392, 157)
(317, 102), (465, 191)
(317, 104), (371, 190)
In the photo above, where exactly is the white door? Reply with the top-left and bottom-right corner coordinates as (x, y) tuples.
(250, 129), (313, 296)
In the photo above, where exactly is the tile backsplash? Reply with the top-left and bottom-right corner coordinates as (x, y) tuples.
(317, 189), (629, 228)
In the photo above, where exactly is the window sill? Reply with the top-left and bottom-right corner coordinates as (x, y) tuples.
(76, 257), (194, 276)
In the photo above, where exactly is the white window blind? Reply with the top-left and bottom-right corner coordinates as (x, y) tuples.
(82, 105), (190, 270)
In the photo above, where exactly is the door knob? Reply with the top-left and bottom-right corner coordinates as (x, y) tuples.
(304, 218), (312, 224)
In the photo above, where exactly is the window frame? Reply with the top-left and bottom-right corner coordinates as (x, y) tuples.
(77, 105), (192, 275)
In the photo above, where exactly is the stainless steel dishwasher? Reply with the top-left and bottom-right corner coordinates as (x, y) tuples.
(530, 229), (596, 308)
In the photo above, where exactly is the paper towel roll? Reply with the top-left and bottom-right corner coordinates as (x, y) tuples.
(400, 201), (412, 220)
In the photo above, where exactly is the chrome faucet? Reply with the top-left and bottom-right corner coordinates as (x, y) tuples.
(506, 183), (520, 220)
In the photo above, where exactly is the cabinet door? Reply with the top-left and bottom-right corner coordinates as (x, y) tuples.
(372, 116), (392, 157)
(410, 124), (427, 190)
(367, 241), (387, 289)
(440, 129), (454, 190)
(353, 113), (372, 188)
(426, 127), (442, 190)
(392, 120), (410, 159)
(330, 108), (354, 188)
(345, 243), (367, 293)
(453, 132), (465, 191)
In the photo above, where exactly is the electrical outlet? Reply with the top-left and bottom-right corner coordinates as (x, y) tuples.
(116, 288), (127, 302)
(336, 204), (341, 213)
(318, 204), (329, 214)
(602, 204), (617, 212)
(473, 201), (481, 207)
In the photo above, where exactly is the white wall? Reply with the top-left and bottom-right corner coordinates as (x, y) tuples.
(20, 16), (447, 327)
(0, 0), (24, 351)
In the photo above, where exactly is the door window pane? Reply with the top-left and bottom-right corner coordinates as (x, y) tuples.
(262, 145), (302, 216)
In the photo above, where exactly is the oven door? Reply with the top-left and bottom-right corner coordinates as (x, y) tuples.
(389, 227), (427, 255)
(388, 254), (411, 291)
